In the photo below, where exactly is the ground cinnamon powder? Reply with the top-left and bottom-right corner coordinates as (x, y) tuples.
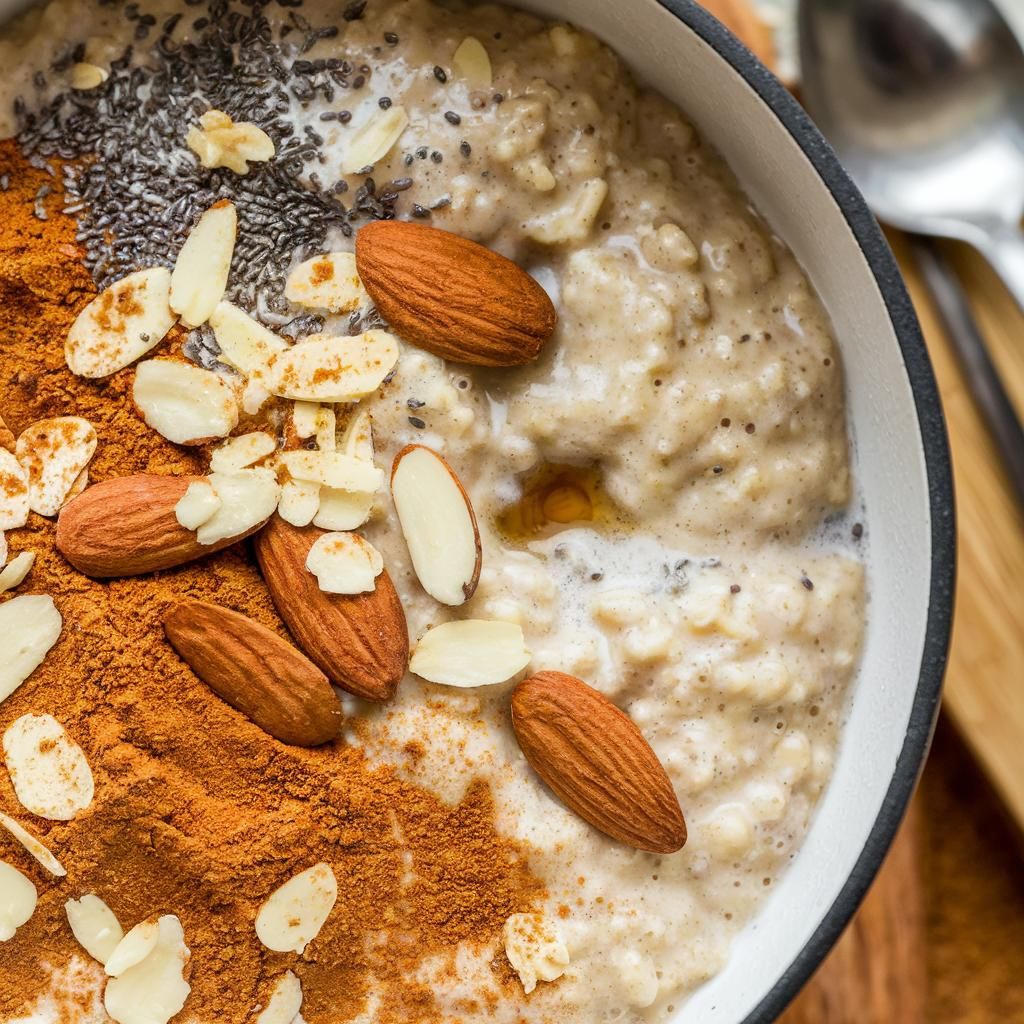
(0, 140), (541, 1022)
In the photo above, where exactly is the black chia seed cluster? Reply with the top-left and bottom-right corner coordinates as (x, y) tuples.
(15, 0), (410, 332)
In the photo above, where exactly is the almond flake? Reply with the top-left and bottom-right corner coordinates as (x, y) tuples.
(410, 620), (531, 687)
(65, 268), (176, 379)
(0, 551), (35, 594)
(280, 450), (382, 493)
(186, 109), (275, 175)
(196, 469), (280, 546)
(0, 811), (66, 877)
(0, 860), (36, 942)
(16, 416), (98, 517)
(291, 401), (320, 440)
(306, 532), (383, 594)
(256, 971), (303, 1024)
(314, 406), (337, 452)
(255, 863), (337, 954)
(67, 465), (90, 503)
(313, 488), (374, 532)
(169, 200), (237, 328)
(65, 894), (124, 966)
(285, 253), (369, 314)
(105, 917), (160, 977)
(277, 479), (321, 528)
(0, 594), (62, 706)
(68, 62), (109, 89)
(452, 37), (493, 89)
(0, 449), (29, 530)
(0, 533), (7, 566)
(174, 480), (222, 531)
(340, 106), (409, 175)
(104, 915), (191, 1024)
(133, 359), (239, 445)
(3, 713), (95, 821)
(210, 301), (288, 380)
(391, 445), (481, 605)
(210, 432), (277, 473)
(266, 331), (399, 403)
(342, 409), (374, 462)
(242, 380), (273, 415)
(503, 913), (570, 994)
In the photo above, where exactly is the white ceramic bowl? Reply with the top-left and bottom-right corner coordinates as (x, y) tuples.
(0, 0), (954, 1020)
(502, 2), (953, 1020)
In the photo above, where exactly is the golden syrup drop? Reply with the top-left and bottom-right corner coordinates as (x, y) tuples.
(496, 463), (617, 541)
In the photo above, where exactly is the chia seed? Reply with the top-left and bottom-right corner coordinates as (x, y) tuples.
(379, 96), (392, 109)
(430, 150), (443, 163)
(852, 522), (864, 540)
(433, 65), (447, 83)
(444, 110), (461, 125)
(384, 31), (399, 45)
(406, 397), (425, 409)
(343, 0), (367, 21)
(408, 416), (426, 429)
(411, 203), (431, 218)
(801, 576), (815, 591)
(460, 140), (472, 157)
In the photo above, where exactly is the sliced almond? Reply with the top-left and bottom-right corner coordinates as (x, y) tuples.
(266, 331), (399, 403)
(209, 301), (288, 380)
(410, 620), (530, 687)
(169, 200), (237, 328)
(391, 445), (481, 605)
(133, 359), (239, 445)
(314, 406), (337, 452)
(196, 469), (280, 546)
(306, 532), (383, 595)
(0, 811), (66, 877)
(242, 380), (272, 415)
(0, 551), (35, 593)
(3, 713), (95, 821)
(342, 408), (374, 462)
(285, 252), (369, 314)
(313, 488), (374, 532)
(67, 465), (90, 503)
(186, 109), (275, 175)
(255, 863), (337, 954)
(65, 268), (176, 379)
(105, 917), (160, 977)
(69, 62), (108, 89)
(291, 401), (320, 440)
(0, 594), (62, 706)
(280, 450), (382, 493)
(0, 860), (36, 942)
(256, 971), (302, 1024)
(0, 449), (29, 530)
(174, 480), (222, 531)
(340, 105), (409, 174)
(277, 479), (321, 528)
(453, 36), (492, 89)
(65, 894), (124, 966)
(16, 416), (98, 517)
(103, 915), (191, 1024)
(503, 912), (570, 994)
(210, 431), (276, 473)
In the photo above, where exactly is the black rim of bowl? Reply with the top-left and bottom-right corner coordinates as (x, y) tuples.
(651, 1), (957, 1020)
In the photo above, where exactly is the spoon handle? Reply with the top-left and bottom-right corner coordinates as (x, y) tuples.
(911, 236), (1024, 509)
(976, 223), (1024, 315)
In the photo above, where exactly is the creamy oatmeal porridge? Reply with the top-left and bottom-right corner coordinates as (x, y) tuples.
(0, 1), (865, 1022)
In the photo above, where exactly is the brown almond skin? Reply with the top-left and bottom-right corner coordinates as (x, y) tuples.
(163, 600), (342, 747)
(355, 220), (557, 367)
(511, 671), (687, 854)
(254, 515), (409, 702)
(55, 474), (270, 578)
(391, 444), (482, 604)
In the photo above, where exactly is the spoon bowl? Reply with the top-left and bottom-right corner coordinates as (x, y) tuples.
(799, 0), (1024, 306)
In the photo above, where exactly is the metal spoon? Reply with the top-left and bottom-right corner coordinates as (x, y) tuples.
(798, 0), (1024, 311)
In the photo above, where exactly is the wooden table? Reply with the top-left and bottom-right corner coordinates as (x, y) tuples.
(781, 239), (1024, 1022)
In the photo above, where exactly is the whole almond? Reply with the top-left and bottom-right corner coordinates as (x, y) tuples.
(254, 516), (409, 701)
(163, 601), (341, 746)
(511, 671), (687, 854)
(55, 475), (270, 577)
(354, 220), (557, 367)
